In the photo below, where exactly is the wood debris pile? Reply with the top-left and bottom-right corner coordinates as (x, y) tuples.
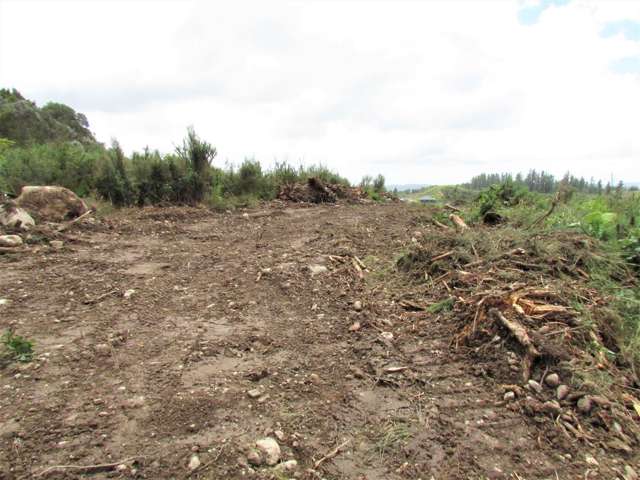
(398, 225), (640, 447)
(277, 177), (396, 204)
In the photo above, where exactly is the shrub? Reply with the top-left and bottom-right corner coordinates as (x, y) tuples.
(2, 330), (34, 363)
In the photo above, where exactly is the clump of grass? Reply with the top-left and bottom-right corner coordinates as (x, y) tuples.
(427, 297), (455, 314)
(373, 420), (412, 459)
(2, 330), (34, 362)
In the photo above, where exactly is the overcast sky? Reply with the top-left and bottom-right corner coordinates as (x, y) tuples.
(0, 0), (638, 185)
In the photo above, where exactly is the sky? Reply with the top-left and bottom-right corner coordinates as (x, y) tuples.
(0, 0), (638, 185)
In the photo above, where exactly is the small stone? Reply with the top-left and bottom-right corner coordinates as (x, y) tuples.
(544, 373), (560, 388)
(98, 411), (109, 417)
(116, 464), (128, 472)
(503, 391), (515, 402)
(247, 449), (262, 466)
(624, 465), (638, 480)
(95, 344), (110, 356)
(274, 459), (298, 472)
(577, 396), (593, 414)
(0, 235), (23, 247)
(256, 437), (281, 466)
(247, 388), (263, 399)
(353, 301), (363, 311)
(527, 380), (542, 394)
(274, 430), (285, 442)
(380, 331), (394, 341)
(308, 265), (328, 275)
(188, 454), (201, 470)
(349, 321), (361, 332)
(50, 240), (64, 249)
(556, 384), (570, 400)
(308, 373), (320, 384)
(123, 289), (135, 299)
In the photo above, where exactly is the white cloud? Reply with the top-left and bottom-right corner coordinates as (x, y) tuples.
(0, 0), (638, 184)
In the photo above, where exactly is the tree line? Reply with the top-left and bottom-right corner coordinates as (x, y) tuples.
(467, 170), (630, 194)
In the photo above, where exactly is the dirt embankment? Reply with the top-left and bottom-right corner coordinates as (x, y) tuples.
(0, 203), (638, 479)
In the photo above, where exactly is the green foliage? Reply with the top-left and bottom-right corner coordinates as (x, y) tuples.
(2, 330), (34, 363)
(0, 88), (96, 146)
(427, 297), (455, 313)
(476, 181), (528, 216)
(0, 141), (106, 196)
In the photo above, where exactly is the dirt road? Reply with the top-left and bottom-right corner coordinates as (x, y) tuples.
(0, 203), (629, 479)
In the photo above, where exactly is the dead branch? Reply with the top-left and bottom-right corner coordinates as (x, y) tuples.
(36, 457), (141, 477)
(430, 250), (454, 262)
(449, 214), (469, 231)
(314, 440), (351, 469)
(490, 308), (539, 382)
(444, 203), (462, 213)
(56, 209), (94, 233)
(433, 219), (452, 230)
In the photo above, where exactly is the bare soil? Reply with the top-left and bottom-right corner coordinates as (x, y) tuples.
(0, 203), (635, 479)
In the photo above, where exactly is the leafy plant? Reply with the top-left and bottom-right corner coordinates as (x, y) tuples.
(2, 330), (34, 362)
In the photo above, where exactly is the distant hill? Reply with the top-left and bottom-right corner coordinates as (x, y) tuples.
(0, 88), (97, 146)
(388, 183), (429, 192)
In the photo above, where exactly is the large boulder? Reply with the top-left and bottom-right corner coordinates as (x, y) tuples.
(0, 203), (35, 230)
(15, 186), (88, 222)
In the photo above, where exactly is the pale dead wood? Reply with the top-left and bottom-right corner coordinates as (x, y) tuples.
(314, 440), (351, 469)
(433, 219), (452, 230)
(36, 457), (141, 477)
(56, 209), (94, 233)
(430, 250), (454, 262)
(449, 214), (469, 231)
(490, 308), (539, 382)
(444, 203), (462, 213)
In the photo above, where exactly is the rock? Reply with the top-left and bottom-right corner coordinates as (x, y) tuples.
(15, 186), (88, 222)
(577, 396), (593, 414)
(247, 388), (263, 399)
(544, 373), (560, 388)
(188, 454), (201, 470)
(380, 331), (394, 341)
(274, 430), (285, 442)
(274, 459), (298, 472)
(247, 449), (263, 466)
(556, 384), (570, 400)
(50, 240), (64, 249)
(256, 437), (281, 466)
(0, 235), (22, 247)
(0, 204), (35, 230)
(308, 264), (328, 275)
(349, 321), (361, 332)
(123, 289), (135, 299)
(624, 465), (638, 480)
(503, 391), (515, 402)
(527, 380), (542, 394)
(353, 300), (363, 311)
(541, 400), (562, 415)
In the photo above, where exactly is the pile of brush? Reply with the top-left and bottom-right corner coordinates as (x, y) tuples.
(397, 224), (640, 446)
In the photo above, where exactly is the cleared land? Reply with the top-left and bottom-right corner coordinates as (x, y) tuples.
(0, 203), (637, 479)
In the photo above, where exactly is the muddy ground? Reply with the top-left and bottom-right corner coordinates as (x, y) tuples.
(0, 203), (635, 479)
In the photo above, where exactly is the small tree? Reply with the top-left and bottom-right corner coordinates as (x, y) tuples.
(175, 127), (216, 203)
(373, 174), (386, 193)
